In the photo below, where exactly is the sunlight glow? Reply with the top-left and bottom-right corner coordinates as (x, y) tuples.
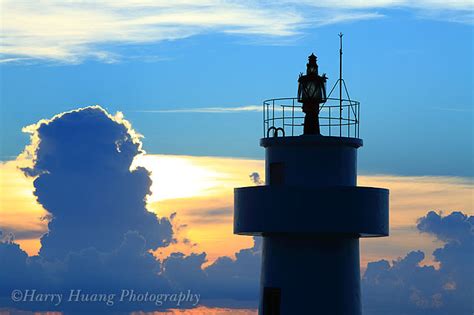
(133, 154), (226, 203)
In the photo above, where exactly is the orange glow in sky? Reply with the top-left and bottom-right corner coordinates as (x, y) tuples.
(132, 307), (256, 315)
(0, 154), (472, 268)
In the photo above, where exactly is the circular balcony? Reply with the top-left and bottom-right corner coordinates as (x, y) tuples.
(234, 185), (389, 237)
(263, 97), (360, 138)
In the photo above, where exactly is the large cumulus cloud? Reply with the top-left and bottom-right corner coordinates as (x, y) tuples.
(21, 106), (172, 259)
(0, 107), (178, 311)
(362, 211), (473, 315)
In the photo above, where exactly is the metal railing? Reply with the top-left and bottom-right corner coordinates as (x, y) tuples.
(263, 97), (360, 138)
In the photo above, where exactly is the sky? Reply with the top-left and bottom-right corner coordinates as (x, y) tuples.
(1, 0), (473, 176)
(0, 1), (473, 314)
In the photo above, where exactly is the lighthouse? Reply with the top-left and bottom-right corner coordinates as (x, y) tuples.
(234, 46), (389, 314)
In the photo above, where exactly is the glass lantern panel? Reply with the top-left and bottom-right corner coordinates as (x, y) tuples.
(305, 81), (323, 100)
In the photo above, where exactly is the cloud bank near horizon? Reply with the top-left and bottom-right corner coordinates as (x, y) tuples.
(362, 211), (473, 315)
(1, 0), (471, 64)
(0, 106), (472, 314)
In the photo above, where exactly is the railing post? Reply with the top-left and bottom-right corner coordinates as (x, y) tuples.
(272, 99), (275, 130)
(292, 98), (295, 136)
(282, 104), (285, 136)
(267, 101), (270, 137)
(329, 105), (331, 136)
(340, 98), (342, 137)
(357, 102), (360, 138)
(263, 101), (265, 138)
(347, 101), (350, 137)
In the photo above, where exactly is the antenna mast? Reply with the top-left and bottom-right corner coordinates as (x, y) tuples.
(327, 32), (354, 137)
(339, 32), (343, 136)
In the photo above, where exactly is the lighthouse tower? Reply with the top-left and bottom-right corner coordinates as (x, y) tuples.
(234, 50), (389, 314)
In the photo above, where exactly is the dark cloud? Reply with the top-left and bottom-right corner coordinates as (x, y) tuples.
(362, 211), (473, 315)
(0, 106), (260, 312)
(21, 106), (172, 260)
(0, 239), (33, 296)
(163, 237), (261, 306)
(205, 236), (261, 302)
(187, 207), (232, 218)
(0, 237), (50, 299)
(249, 172), (263, 185)
(0, 232), (261, 311)
(0, 107), (176, 311)
(0, 228), (46, 241)
(185, 207), (233, 224)
(61, 231), (164, 290)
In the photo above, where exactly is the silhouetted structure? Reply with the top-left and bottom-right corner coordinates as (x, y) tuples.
(234, 39), (390, 315)
(297, 53), (327, 135)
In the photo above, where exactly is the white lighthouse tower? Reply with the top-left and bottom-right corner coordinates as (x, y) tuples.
(234, 42), (389, 314)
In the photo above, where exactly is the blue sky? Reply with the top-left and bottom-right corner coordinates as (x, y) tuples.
(1, 1), (473, 177)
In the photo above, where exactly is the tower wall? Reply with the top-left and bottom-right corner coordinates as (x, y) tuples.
(260, 236), (361, 315)
(234, 135), (389, 314)
(262, 136), (362, 187)
(262, 136), (362, 314)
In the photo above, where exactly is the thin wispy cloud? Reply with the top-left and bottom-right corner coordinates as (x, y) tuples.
(293, 0), (473, 10)
(131, 106), (263, 114)
(314, 12), (385, 26)
(0, 1), (304, 64)
(0, 1), (471, 64)
(431, 106), (473, 113)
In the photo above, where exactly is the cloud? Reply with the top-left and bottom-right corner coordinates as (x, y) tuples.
(0, 233), (56, 303)
(1, 0), (471, 64)
(0, 230), (261, 311)
(185, 207), (233, 225)
(132, 106), (263, 114)
(431, 107), (473, 113)
(20, 106), (173, 260)
(0, 231), (177, 312)
(204, 236), (261, 302)
(60, 231), (168, 293)
(163, 237), (262, 306)
(362, 211), (473, 315)
(0, 105), (261, 312)
(293, 0), (472, 10)
(249, 172), (264, 185)
(0, 106), (179, 311)
(0, 1), (304, 63)
(0, 0), (431, 64)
